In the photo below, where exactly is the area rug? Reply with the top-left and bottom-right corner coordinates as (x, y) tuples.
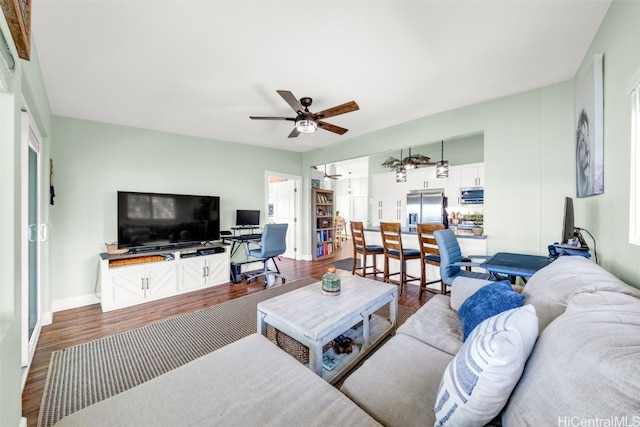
(39, 276), (415, 427)
(329, 257), (360, 272)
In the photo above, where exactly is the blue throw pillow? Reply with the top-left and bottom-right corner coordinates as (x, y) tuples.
(458, 280), (525, 340)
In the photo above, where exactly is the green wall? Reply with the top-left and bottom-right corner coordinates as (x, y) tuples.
(50, 117), (302, 302)
(367, 133), (484, 175)
(304, 0), (640, 288)
(4, 2), (640, 425)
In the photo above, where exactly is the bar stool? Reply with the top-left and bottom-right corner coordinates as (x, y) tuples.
(379, 222), (421, 295)
(417, 223), (444, 297)
(350, 221), (383, 277)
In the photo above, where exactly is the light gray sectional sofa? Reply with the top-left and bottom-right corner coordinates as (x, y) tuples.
(341, 255), (640, 426)
(54, 256), (640, 426)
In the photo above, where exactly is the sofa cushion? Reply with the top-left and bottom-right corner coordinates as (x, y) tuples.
(523, 256), (640, 332)
(458, 280), (525, 340)
(54, 334), (380, 427)
(502, 290), (640, 426)
(341, 333), (454, 427)
(396, 295), (463, 356)
(450, 276), (494, 311)
(434, 304), (539, 427)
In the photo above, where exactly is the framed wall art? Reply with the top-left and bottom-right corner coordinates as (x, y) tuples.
(575, 53), (604, 198)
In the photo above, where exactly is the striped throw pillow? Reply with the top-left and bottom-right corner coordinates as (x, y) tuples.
(434, 304), (539, 426)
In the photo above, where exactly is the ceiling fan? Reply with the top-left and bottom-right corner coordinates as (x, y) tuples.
(250, 90), (359, 138)
(323, 165), (341, 180)
(312, 165), (342, 179)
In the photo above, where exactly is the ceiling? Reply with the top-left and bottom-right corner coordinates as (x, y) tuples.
(30, 1), (611, 154)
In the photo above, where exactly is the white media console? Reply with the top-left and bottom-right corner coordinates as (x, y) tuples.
(99, 243), (230, 312)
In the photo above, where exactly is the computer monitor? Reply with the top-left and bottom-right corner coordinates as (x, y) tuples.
(235, 209), (260, 227)
(561, 196), (576, 245)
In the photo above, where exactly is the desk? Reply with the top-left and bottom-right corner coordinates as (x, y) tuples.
(481, 252), (551, 282)
(222, 232), (263, 283)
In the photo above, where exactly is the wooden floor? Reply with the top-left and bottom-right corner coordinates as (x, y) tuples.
(21, 239), (434, 426)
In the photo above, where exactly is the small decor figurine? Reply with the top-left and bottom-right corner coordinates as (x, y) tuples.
(322, 265), (341, 296)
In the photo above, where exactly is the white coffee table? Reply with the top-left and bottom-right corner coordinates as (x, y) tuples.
(257, 275), (398, 383)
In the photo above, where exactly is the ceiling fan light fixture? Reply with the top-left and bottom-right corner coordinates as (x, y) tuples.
(295, 118), (317, 133)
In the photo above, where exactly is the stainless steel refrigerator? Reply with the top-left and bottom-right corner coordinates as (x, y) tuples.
(406, 189), (445, 231)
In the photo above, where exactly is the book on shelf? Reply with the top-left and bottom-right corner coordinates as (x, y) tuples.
(316, 243), (334, 257)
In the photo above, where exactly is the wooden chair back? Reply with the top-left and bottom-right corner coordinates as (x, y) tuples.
(417, 223), (445, 296)
(351, 221), (366, 253)
(417, 223), (444, 266)
(380, 222), (403, 256)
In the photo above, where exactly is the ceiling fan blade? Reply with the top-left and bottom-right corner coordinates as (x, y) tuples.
(249, 116), (296, 121)
(318, 121), (349, 135)
(288, 127), (300, 138)
(314, 101), (359, 120)
(277, 90), (305, 114)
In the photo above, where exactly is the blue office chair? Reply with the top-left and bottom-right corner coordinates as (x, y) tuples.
(245, 223), (288, 286)
(433, 229), (493, 289)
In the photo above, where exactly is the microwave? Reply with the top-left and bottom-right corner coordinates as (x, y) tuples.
(460, 187), (484, 204)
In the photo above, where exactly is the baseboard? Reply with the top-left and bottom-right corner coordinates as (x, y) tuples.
(19, 417), (27, 427)
(50, 293), (100, 313)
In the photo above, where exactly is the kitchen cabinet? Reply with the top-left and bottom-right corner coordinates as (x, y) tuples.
(371, 172), (407, 226)
(444, 166), (461, 206)
(459, 163), (484, 187)
(406, 167), (439, 190)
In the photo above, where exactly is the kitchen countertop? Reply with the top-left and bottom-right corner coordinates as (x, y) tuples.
(364, 226), (486, 239)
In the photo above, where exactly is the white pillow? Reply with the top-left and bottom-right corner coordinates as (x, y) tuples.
(434, 304), (539, 427)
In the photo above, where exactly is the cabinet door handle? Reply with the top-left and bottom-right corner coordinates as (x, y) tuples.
(141, 278), (145, 290)
(206, 266), (210, 277)
(146, 277), (150, 290)
(202, 267), (206, 278)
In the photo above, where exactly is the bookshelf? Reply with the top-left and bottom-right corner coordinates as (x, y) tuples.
(312, 188), (335, 260)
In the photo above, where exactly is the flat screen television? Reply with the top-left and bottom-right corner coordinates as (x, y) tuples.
(235, 209), (260, 227)
(117, 191), (220, 250)
(561, 196), (576, 245)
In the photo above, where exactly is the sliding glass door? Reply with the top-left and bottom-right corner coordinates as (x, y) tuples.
(22, 115), (43, 369)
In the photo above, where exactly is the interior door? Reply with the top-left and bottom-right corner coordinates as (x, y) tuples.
(267, 172), (300, 260)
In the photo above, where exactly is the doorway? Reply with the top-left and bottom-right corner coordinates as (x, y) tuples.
(266, 171), (301, 260)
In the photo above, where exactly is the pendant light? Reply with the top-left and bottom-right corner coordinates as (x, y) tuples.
(347, 171), (353, 194)
(396, 149), (407, 182)
(436, 140), (449, 178)
(404, 147), (416, 170)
